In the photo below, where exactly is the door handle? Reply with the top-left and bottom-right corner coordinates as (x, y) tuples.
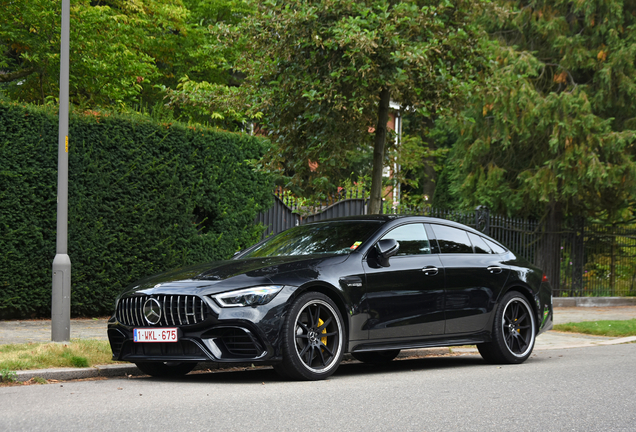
(421, 266), (438, 276)
(487, 266), (503, 274)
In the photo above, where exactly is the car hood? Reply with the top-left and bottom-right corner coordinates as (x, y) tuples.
(121, 254), (349, 296)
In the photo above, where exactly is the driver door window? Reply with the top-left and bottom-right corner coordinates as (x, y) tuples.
(380, 223), (431, 255)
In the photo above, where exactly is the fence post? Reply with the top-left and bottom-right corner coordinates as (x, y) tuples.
(475, 206), (490, 235)
(571, 218), (585, 296)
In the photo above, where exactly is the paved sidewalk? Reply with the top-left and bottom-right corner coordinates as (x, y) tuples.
(552, 306), (636, 324)
(0, 318), (109, 345)
(1, 306), (635, 382)
(3, 306), (635, 345)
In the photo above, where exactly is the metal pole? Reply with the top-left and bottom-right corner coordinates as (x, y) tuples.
(52, 0), (71, 342)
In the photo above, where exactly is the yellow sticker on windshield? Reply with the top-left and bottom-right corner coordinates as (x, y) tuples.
(350, 241), (362, 250)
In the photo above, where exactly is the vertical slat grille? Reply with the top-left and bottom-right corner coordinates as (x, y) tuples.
(117, 295), (208, 326)
(177, 296), (182, 325)
(170, 296), (175, 325)
(135, 297), (142, 327)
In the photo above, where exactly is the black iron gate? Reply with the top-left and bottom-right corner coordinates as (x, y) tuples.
(255, 192), (636, 297)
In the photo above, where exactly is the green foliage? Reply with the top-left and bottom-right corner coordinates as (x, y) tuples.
(0, 101), (272, 318)
(393, 116), (456, 208)
(0, 368), (17, 383)
(173, 0), (486, 200)
(0, 0), (251, 119)
(0, 339), (121, 370)
(1, 0), (173, 105)
(62, 351), (89, 368)
(445, 0), (636, 221)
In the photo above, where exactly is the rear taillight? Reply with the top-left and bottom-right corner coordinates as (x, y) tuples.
(542, 274), (548, 282)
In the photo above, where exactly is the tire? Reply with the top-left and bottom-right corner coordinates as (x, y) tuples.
(478, 291), (536, 364)
(135, 361), (197, 377)
(276, 292), (345, 380)
(351, 350), (400, 365)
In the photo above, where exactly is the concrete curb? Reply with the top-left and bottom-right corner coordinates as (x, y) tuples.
(13, 355), (357, 382)
(598, 336), (636, 345)
(553, 297), (636, 307)
(15, 364), (143, 382)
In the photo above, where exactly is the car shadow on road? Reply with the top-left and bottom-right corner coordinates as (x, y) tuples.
(138, 353), (511, 385)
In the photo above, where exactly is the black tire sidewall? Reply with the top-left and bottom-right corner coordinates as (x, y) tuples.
(492, 292), (536, 364)
(280, 292), (345, 380)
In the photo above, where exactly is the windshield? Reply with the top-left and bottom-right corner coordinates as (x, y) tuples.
(242, 221), (383, 258)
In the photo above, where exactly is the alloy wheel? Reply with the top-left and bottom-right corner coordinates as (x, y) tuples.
(501, 297), (535, 358)
(293, 299), (343, 373)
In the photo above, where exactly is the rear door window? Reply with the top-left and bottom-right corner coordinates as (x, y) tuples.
(484, 238), (507, 254)
(468, 232), (492, 254)
(430, 225), (474, 254)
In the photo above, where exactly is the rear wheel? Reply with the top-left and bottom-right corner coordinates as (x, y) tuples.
(135, 361), (197, 377)
(351, 350), (400, 364)
(276, 292), (344, 380)
(478, 291), (536, 364)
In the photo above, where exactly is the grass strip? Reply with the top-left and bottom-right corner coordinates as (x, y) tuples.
(0, 339), (123, 371)
(553, 319), (636, 337)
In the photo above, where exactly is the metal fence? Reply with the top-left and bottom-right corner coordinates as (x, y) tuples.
(560, 223), (636, 297)
(255, 191), (636, 297)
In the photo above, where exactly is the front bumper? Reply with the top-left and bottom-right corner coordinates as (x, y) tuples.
(108, 292), (290, 364)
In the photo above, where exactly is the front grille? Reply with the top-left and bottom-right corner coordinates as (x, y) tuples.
(117, 295), (208, 327)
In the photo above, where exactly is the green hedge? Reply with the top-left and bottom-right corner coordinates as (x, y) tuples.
(0, 102), (272, 318)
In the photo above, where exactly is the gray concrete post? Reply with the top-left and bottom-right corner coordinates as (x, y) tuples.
(52, 0), (71, 342)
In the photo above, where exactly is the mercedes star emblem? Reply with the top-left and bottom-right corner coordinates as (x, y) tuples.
(143, 298), (162, 325)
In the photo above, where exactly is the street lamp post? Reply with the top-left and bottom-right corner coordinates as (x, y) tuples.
(52, 0), (71, 342)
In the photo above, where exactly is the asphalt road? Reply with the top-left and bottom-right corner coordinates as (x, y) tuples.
(1, 343), (635, 432)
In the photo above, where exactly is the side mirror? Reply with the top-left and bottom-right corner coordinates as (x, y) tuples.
(375, 239), (399, 267)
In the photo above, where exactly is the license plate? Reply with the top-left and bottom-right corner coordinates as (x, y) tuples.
(134, 328), (178, 343)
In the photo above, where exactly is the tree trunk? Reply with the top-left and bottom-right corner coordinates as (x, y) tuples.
(369, 87), (391, 214)
(537, 201), (564, 296)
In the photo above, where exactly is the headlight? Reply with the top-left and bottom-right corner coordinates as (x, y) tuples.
(212, 286), (284, 308)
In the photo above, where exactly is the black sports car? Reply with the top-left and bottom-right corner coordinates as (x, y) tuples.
(108, 215), (553, 380)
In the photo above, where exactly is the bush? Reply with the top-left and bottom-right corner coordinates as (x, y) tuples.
(0, 102), (272, 318)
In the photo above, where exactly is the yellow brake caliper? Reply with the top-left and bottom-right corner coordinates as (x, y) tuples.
(317, 318), (328, 346)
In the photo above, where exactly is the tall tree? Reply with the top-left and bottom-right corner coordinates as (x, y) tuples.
(208, 0), (484, 211)
(445, 0), (636, 283)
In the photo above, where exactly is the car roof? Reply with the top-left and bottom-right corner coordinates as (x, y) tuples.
(304, 214), (507, 248)
(305, 214), (470, 226)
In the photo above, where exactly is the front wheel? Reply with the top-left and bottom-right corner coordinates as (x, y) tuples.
(478, 292), (536, 364)
(135, 361), (197, 377)
(276, 292), (345, 380)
